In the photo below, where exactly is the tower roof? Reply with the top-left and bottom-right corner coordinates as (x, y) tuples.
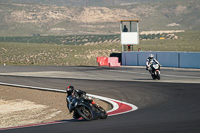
(119, 20), (139, 22)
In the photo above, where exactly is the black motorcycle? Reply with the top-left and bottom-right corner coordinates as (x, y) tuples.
(149, 63), (161, 80)
(73, 94), (107, 121)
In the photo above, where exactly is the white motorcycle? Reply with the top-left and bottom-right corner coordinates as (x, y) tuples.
(149, 63), (161, 80)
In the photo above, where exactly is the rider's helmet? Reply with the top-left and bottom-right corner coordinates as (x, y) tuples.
(149, 54), (154, 59)
(66, 86), (74, 95)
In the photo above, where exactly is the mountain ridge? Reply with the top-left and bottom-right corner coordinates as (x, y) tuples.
(0, 0), (199, 36)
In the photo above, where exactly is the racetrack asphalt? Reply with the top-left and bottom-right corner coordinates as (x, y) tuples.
(0, 66), (200, 133)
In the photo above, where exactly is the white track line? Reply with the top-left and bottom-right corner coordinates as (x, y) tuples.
(87, 94), (138, 116)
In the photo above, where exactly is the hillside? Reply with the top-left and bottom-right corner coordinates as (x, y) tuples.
(0, 0), (199, 36)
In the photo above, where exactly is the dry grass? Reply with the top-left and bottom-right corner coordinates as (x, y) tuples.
(135, 31), (200, 52)
(0, 42), (121, 66)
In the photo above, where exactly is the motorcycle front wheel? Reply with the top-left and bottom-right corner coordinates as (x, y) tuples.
(77, 106), (93, 121)
(156, 71), (161, 80)
(151, 73), (156, 80)
(98, 106), (107, 119)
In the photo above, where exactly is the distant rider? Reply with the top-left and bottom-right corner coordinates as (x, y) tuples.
(66, 85), (98, 119)
(146, 54), (160, 74)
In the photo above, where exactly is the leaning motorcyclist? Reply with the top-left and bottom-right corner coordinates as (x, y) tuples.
(146, 54), (160, 74)
(66, 86), (85, 119)
(66, 85), (98, 119)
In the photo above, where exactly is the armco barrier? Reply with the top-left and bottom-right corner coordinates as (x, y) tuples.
(121, 52), (126, 66)
(122, 52), (137, 66)
(180, 52), (200, 68)
(157, 52), (179, 67)
(122, 51), (200, 69)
